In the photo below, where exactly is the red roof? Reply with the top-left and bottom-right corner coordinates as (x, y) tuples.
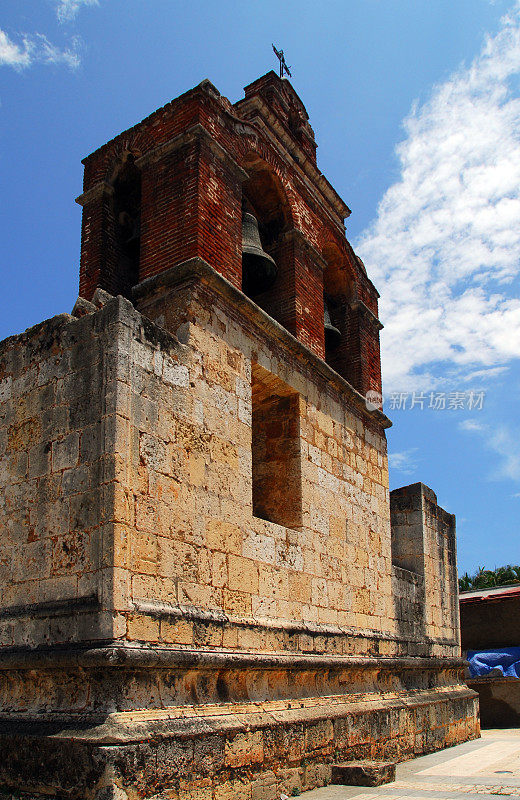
(460, 583), (520, 603)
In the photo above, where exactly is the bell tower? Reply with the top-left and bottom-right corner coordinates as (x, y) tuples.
(77, 72), (383, 397)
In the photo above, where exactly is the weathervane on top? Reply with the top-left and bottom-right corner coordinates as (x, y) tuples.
(272, 44), (292, 78)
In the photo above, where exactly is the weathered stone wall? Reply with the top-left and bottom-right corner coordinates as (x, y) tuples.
(128, 261), (394, 651)
(0, 661), (478, 800)
(0, 271), (463, 659)
(0, 283), (389, 651)
(390, 483), (459, 653)
(0, 304), (126, 647)
(392, 566), (426, 643)
(108, 260), (459, 661)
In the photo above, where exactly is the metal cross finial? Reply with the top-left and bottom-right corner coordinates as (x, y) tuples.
(272, 44), (292, 78)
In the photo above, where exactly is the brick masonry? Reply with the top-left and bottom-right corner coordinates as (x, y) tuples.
(77, 72), (382, 395)
(0, 73), (478, 799)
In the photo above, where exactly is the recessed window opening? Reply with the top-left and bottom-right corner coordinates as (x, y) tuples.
(112, 154), (142, 297)
(251, 363), (302, 529)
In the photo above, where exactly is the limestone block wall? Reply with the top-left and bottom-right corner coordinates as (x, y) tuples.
(0, 271), (460, 659)
(390, 483), (459, 653)
(392, 566), (426, 643)
(128, 260), (414, 655)
(0, 302), (131, 647)
(124, 260), (458, 655)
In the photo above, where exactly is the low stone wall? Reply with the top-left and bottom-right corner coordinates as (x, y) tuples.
(390, 484), (459, 647)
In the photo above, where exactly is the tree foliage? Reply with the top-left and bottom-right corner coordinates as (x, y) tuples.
(459, 564), (520, 592)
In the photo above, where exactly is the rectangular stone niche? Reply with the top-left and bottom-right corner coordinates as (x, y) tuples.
(251, 362), (302, 529)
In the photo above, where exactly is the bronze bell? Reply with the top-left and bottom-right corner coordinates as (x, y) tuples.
(242, 212), (278, 296)
(324, 299), (341, 348)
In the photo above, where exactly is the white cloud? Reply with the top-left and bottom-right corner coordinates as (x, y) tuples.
(459, 419), (520, 482)
(388, 448), (419, 475)
(462, 366), (508, 382)
(486, 426), (520, 481)
(459, 419), (485, 432)
(0, 30), (32, 69)
(55, 0), (99, 23)
(356, 3), (520, 393)
(34, 33), (80, 68)
(0, 29), (79, 70)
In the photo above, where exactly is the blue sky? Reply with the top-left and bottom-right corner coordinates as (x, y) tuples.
(1, 0), (519, 575)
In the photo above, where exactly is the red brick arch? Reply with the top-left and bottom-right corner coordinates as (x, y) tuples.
(84, 127), (156, 186)
(321, 238), (357, 300)
(241, 154), (295, 234)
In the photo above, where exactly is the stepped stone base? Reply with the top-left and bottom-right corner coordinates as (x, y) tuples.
(0, 644), (479, 800)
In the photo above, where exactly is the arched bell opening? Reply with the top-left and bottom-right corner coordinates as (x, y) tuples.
(110, 153), (142, 299)
(324, 295), (342, 352)
(241, 199), (278, 297)
(322, 243), (355, 381)
(241, 158), (291, 325)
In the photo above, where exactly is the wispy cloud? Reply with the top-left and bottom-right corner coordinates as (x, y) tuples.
(356, 3), (520, 393)
(462, 366), (509, 383)
(0, 29), (79, 70)
(388, 448), (419, 475)
(459, 419), (520, 482)
(459, 419), (485, 433)
(0, 30), (32, 69)
(55, 0), (99, 23)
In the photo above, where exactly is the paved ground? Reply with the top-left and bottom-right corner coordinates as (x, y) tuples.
(305, 730), (520, 800)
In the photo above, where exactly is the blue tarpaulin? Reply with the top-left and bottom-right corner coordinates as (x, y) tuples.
(467, 647), (520, 678)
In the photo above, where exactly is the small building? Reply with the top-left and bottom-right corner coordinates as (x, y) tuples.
(0, 72), (478, 799)
(460, 584), (520, 727)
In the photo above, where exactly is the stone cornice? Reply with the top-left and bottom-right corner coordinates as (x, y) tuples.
(132, 257), (392, 430)
(0, 642), (465, 671)
(236, 95), (351, 222)
(0, 595), (99, 620)
(75, 180), (113, 206)
(132, 600), (460, 650)
(351, 299), (384, 330)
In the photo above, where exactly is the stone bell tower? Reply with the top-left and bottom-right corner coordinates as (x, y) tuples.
(0, 73), (478, 799)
